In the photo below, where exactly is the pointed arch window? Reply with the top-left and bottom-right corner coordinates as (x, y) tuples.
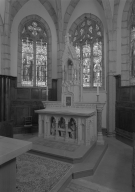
(21, 21), (47, 87)
(72, 17), (103, 88)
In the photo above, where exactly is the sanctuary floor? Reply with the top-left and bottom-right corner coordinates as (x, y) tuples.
(14, 133), (132, 192)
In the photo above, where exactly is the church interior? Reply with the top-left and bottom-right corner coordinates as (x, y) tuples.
(0, 0), (134, 191)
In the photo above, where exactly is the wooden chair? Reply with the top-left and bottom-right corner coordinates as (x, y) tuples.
(23, 116), (33, 134)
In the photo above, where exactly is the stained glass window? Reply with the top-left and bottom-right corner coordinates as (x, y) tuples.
(72, 17), (103, 88)
(21, 21), (47, 87)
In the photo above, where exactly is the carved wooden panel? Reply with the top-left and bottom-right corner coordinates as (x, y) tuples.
(31, 107), (39, 124)
(41, 89), (47, 100)
(115, 76), (135, 140)
(17, 88), (30, 100)
(31, 89), (39, 99)
(132, 88), (135, 102)
(16, 107), (29, 125)
(10, 79), (57, 127)
(120, 87), (130, 101)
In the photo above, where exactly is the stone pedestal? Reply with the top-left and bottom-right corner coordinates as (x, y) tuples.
(96, 103), (105, 145)
(35, 107), (96, 146)
(0, 136), (32, 192)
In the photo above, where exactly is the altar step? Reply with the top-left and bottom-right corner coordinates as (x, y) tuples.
(27, 137), (108, 192)
(57, 144), (108, 192)
(72, 143), (108, 179)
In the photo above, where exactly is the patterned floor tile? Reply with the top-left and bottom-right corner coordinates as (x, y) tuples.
(16, 153), (72, 192)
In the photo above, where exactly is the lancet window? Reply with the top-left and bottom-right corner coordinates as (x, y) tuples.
(72, 17), (103, 88)
(21, 21), (47, 87)
(130, 3), (135, 77)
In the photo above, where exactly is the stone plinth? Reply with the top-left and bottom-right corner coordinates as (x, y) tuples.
(0, 136), (32, 192)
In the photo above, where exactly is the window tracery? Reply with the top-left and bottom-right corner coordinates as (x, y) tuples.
(21, 21), (47, 87)
(72, 17), (103, 88)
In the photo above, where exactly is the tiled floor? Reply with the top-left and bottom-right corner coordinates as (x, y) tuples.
(14, 133), (132, 192)
(73, 137), (132, 192)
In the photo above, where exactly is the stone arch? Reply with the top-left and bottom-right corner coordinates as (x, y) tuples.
(17, 15), (52, 87)
(62, 0), (104, 44)
(62, 0), (80, 44)
(9, 0), (58, 35)
(121, 0), (133, 86)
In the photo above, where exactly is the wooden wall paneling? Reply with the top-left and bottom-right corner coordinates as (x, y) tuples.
(31, 107), (39, 125)
(0, 76), (4, 121)
(41, 89), (47, 100)
(115, 75), (121, 101)
(5, 77), (10, 120)
(31, 88), (39, 100)
(16, 107), (29, 125)
(132, 110), (135, 133)
(120, 87), (130, 102)
(132, 87), (135, 102)
(17, 88), (30, 100)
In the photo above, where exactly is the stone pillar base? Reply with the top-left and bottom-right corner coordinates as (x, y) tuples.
(97, 132), (104, 145)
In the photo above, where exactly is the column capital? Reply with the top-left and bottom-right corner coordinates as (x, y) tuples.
(96, 102), (105, 112)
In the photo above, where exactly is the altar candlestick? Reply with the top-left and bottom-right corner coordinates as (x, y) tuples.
(97, 83), (99, 96)
(46, 86), (48, 100)
(96, 83), (99, 102)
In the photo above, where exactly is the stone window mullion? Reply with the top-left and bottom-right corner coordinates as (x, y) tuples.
(33, 40), (36, 86)
(91, 43), (94, 87)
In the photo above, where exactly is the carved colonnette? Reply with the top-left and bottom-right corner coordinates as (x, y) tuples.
(37, 110), (96, 146)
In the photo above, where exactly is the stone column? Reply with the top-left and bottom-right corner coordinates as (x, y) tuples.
(107, 73), (116, 136)
(96, 103), (105, 145)
(77, 117), (82, 145)
(38, 115), (43, 137)
(65, 117), (69, 141)
(55, 117), (59, 139)
(85, 118), (91, 146)
(47, 116), (50, 138)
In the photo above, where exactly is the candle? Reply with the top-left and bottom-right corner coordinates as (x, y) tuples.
(46, 86), (48, 96)
(97, 83), (99, 95)
(46, 86), (48, 101)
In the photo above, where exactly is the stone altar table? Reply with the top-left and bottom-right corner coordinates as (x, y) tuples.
(35, 107), (96, 146)
(35, 33), (105, 146)
(0, 136), (32, 192)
